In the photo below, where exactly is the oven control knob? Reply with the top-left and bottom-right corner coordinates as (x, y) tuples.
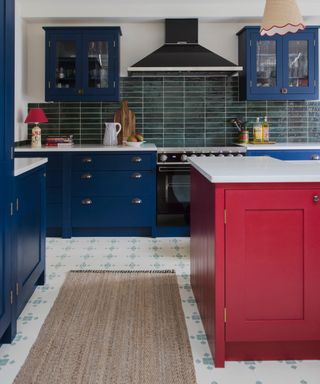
(228, 153), (234, 157)
(200, 154), (206, 157)
(208, 153), (215, 157)
(190, 153), (197, 158)
(181, 154), (188, 162)
(159, 154), (168, 162)
(236, 153), (244, 157)
(218, 152), (224, 157)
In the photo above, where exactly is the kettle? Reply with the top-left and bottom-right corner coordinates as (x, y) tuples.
(103, 122), (122, 146)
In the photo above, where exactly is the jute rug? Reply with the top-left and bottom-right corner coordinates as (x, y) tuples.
(14, 270), (197, 384)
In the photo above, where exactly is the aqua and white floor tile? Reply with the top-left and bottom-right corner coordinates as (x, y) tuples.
(0, 237), (320, 384)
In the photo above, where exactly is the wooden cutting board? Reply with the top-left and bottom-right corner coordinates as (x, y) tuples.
(114, 100), (136, 144)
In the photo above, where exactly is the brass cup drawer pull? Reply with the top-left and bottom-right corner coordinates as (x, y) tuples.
(81, 173), (93, 179)
(82, 157), (93, 163)
(313, 195), (319, 203)
(311, 154), (320, 160)
(131, 156), (142, 163)
(81, 198), (92, 205)
(131, 198), (142, 205)
(131, 172), (142, 179)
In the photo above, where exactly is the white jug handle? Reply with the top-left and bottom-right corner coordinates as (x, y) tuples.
(115, 123), (122, 135)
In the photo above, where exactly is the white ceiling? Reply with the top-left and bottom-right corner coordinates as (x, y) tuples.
(18, 0), (320, 22)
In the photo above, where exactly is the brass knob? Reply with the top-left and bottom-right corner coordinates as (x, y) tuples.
(78, 88), (84, 95)
(281, 87), (288, 94)
(82, 157), (92, 163)
(313, 195), (319, 203)
(131, 198), (142, 204)
(131, 156), (142, 163)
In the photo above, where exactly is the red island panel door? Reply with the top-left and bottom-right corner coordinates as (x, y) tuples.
(225, 188), (320, 343)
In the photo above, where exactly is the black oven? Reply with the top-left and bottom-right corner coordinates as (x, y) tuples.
(157, 164), (190, 227)
(156, 147), (246, 232)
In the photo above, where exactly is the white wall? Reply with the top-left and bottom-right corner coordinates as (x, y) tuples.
(15, 2), (28, 141)
(26, 21), (245, 102)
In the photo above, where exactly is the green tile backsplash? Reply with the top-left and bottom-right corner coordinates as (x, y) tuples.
(26, 76), (320, 147)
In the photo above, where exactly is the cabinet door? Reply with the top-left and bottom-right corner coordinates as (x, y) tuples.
(45, 33), (82, 100)
(282, 32), (318, 98)
(82, 31), (119, 99)
(250, 32), (282, 97)
(16, 168), (46, 316)
(225, 189), (320, 342)
(0, 173), (12, 340)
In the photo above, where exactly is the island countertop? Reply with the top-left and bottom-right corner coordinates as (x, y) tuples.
(15, 143), (157, 152)
(189, 156), (320, 183)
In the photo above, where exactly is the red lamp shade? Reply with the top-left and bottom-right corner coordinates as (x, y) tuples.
(24, 108), (48, 124)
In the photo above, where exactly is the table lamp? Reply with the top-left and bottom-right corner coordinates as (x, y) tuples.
(24, 108), (48, 148)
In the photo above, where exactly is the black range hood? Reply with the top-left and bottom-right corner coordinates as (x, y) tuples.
(128, 19), (242, 74)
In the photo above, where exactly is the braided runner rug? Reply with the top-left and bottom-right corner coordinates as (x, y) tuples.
(14, 270), (197, 384)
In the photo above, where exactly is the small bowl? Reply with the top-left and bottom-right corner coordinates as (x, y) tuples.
(125, 141), (146, 147)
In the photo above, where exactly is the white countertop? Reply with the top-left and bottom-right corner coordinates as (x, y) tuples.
(189, 156), (320, 183)
(15, 143), (157, 152)
(14, 157), (48, 177)
(240, 143), (320, 150)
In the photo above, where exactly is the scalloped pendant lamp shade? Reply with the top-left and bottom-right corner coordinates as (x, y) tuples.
(260, 0), (305, 36)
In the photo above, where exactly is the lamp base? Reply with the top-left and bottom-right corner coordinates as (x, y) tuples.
(31, 124), (42, 148)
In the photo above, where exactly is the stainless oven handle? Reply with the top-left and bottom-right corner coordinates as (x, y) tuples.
(158, 166), (190, 173)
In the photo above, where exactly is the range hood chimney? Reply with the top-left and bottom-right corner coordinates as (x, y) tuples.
(128, 19), (242, 74)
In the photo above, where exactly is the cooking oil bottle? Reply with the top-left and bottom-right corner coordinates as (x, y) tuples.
(253, 117), (263, 143)
(262, 116), (269, 142)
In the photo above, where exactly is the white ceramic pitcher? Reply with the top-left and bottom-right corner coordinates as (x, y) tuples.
(103, 122), (122, 146)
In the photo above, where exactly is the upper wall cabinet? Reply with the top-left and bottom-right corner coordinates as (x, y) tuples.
(237, 26), (319, 101)
(43, 27), (121, 102)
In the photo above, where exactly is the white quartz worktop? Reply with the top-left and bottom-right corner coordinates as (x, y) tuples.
(240, 143), (320, 150)
(15, 143), (157, 152)
(14, 157), (48, 176)
(189, 156), (320, 183)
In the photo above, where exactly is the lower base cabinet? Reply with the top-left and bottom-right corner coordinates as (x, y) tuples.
(190, 168), (320, 367)
(15, 151), (157, 237)
(15, 165), (46, 317)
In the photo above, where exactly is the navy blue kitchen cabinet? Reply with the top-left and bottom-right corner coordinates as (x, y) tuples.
(43, 27), (121, 102)
(237, 26), (319, 100)
(15, 165), (46, 317)
(15, 151), (157, 237)
(15, 152), (67, 237)
(71, 152), (157, 237)
(0, 0), (15, 343)
(247, 149), (320, 160)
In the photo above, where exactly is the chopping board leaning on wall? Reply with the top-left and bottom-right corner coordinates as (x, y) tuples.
(114, 100), (136, 144)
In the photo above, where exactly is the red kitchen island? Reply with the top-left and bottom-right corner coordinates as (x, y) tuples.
(189, 156), (320, 367)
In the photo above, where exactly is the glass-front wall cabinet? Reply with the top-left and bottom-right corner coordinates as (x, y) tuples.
(44, 27), (121, 102)
(87, 40), (109, 89)
(237, 27), (318, 100)
(256, 39), (278, 89)
(55, 40), (77, 90)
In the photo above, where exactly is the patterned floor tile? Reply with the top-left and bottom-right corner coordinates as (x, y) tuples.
(0, 237), (319, 384)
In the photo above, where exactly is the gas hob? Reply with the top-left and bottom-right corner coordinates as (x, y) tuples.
(157, 146), (246, 164)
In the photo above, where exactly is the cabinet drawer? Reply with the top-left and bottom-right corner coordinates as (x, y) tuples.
(72, 196), (154, 227)
(71, 170), (154, 197)
(72, 153), (154, 171)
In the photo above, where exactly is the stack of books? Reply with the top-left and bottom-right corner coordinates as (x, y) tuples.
(45, 136), (74, 147)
